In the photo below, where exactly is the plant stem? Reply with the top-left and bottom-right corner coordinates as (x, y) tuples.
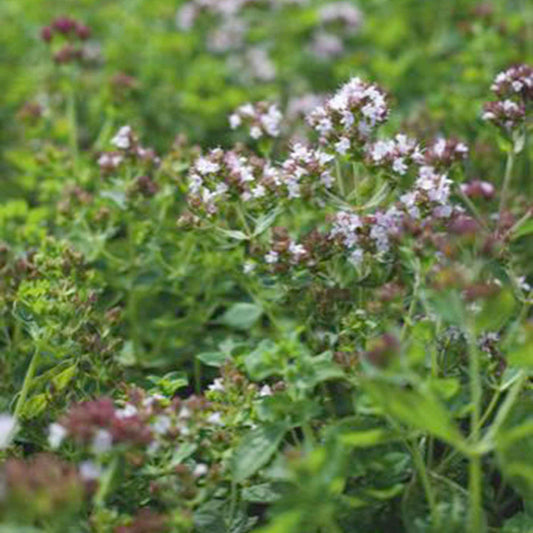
(499, 148), (515, 217)
(467, 332), (484, 532)
(67, 85), (79, 167)
(406, 438), (440, 529)
(469, 455), (483, 533)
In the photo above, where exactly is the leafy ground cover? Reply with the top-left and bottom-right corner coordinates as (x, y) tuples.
(0, 0), (532, 531)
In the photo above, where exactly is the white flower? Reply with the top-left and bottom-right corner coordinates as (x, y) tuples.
(193, 463), (208, 477)
(111, 125), (132, 150)
(392, 157), (407, 174)
(178, 406), (192, 419)
(208, 378), (225, 393)
(0, 415), (17, 449)
(265, 250), (279, 264)
(152, 415), (172, 435)
(349, 248), (363, 267)
(48, 423), (67, 449)
(259, 385), (272, 397)
(252, 184), (266, 198)
(335, 137), (351, 155)
(196, 157), (220, 175)
(79, 460), (103, 481)
(289, 241), (306, 261)
(229, 113), (242, 129)
(92, 429), (113, 455)
(250, 126), (263, 139)
(243, 261), (256, 274)
(207, 412), (224, 426)
(116, 404), (138, 419)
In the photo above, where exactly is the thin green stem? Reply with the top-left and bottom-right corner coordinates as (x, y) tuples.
(406, 439), (440, 529)
(468, 456), (483, 533)
(467, 332), (484, 532)
(499, 149), (515, 217)
(67, 85), (79, 167)
(481, 372), (526, 447)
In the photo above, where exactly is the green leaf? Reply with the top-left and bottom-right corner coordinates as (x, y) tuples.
(363, 381), (467, 449)
(216, 228), (248, 241)
(495, 394), (533, 501)
(171, 442), (198, 466)
(241, 483), (281, 503)
(51, 364), (77, 392)
(20, 394), (48, 418)
(305, 351), (345, 387)
(232, 422), (289, 483)
(475, 289), (516, 334)
(245, 340), (280, 380)
(256, 510), (302, 533)
(427, 290), (465, 326)
(253, 208), (281, 237)
(511, 219), (533, 240)
(507, 325), (533, 369)
(502, 513), (533, 533)
(196, 351), (227, 367)
(340, 428), (404, 447)
(220, 303), (263, 330)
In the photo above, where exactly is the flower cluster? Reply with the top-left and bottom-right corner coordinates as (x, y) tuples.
(490, 64), (533, 100)
(176, 0), (260, 30)
(279, 143), (334, 199)
(422, 137), (469, 168)
(460, 179), (495, 200)
(308, 77), (389, 154)
(1, 454), (83, 519)
(483, 63), (532, 130)
(329, 208), (403, 266)
(263, 227), (309, 269)
(41, 16), (91, 42)
(319, 2), (363, 30)
(309, 2), (363, 59)
(40, 17), (93, 65)
(49, 397), (152, 454)
(98, 125), (160, 174)
(365, 134), (421, 175)
(187, 148), (278, 215)
(229, 102), (283, 140)
(400, 166), (455, 220)
(49, 390), (231, 465)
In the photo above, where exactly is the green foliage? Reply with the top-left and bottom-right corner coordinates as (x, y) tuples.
(0, 0), (532, 532)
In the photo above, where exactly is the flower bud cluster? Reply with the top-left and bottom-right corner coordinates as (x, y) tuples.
(41, 17), (91, 42)
(41, 17), (93, 65)
(483, 63), (532, 130)
(263, 227), (309, 269)
(308, 77), (389, 154)
(98, 125), (160, 174)
(1, 454), (83, 518)
(422, 137), (469, 168)
(460, 179), (495, 200)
